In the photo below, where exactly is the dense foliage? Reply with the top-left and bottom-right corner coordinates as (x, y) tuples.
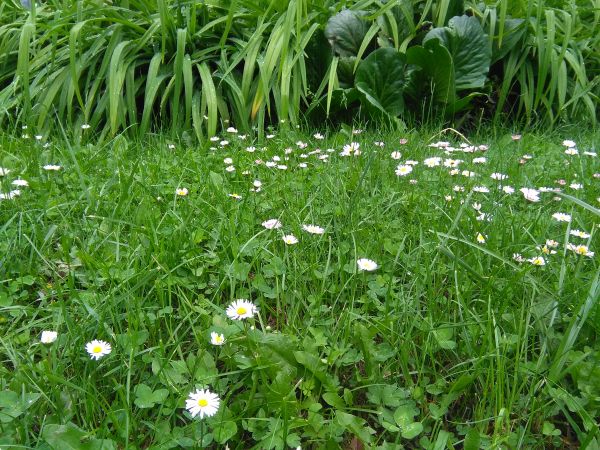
(0, 0), (598, 138)
(0, 127), (599, 448)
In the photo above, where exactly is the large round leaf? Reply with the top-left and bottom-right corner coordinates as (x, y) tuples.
(406, 39), (455, 104)
(423, 15), (491, 90)
(325, 9), (368, 57)
(355, 48), (409, 117)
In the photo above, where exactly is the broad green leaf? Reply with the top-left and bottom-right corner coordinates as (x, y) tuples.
(464, 428), (481, 450)
(393, 403), (419, 428)
(213, 421), (237, 444)
(355, 48), (409, 117)
(294, 351), (338, 391)
(491, 18), (526, 64)
(424, 15), (491, 90)
(0, 391), (40, 424)
(325, 10), (368, 57)
(134, 384), (168, 409)
(42, 423), (116, 450)
(401, 422), (423, 439)
(335, 411), (374, 445)
(323, 392), (346, 409)
(406, 39), (455, 104)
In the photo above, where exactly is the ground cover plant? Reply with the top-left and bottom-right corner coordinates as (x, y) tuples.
(0, 0), (598, 138)
(0, 126), (599, 448)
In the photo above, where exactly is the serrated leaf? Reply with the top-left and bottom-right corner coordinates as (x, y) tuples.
(134, 384), (168, 409)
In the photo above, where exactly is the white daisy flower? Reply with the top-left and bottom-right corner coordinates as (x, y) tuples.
(461, 170), (477, 178)
(520, 188), (540, 202)
(12, 179), (28, 187)
(472, 186), (490, 193)
(569, 183), (583, 190)
(566, 244), (594, 257)
(226, 299), (258, 320)
(86, 340), (112, 360)
(472, 157), (487, 164)
(570, 229), (590, 239)
(564, 148), (579, 156)
(390, 151), (402, 160)
(444, 159), (462, 168)
(424, 157), (441, 167)
(528, 256), (546, 266)
(538, 245), (556, 255)
(562, 140), (576, 147)
(546, 239), (559, 248)
(40, 331), (58, 344)
(246, 146), (256, 153)
(302, 224), (325, 235)
(0, 190), (21, 200)
(225, 165), (235, 173)
(476, 233), (486, 244)
(262, 219), (282, 230)
(210, 332), (226, 345)
(501, 186), (515, 194)
(185, 388), (220, 419)
(357, 258), (378, 271)
(43, 165), (62, 171)
(0, 167), (11, 176)
(552, 213), (571, 222)
(223, 157), (233, 164)
(490, 173), (508, 180)
(282, 235), (298, 245)
(81, 123), (91, 130)
(395, 165), (413, 176)
(176, 188), (189, 196)
(513, 253), (525, 263)
(226, 127), (238, 134)
(313, 133), (324, 140)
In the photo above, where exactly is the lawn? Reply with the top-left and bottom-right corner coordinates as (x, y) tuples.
(0, 126), (599, 448)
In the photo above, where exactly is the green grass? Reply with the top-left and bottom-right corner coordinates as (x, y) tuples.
(0, 126), (599, 448)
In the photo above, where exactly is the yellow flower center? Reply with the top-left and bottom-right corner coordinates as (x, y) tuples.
(236, 307), (247, 315)
(576, 246), (586, 254)
(198, 399), (209, 407)
(93, 346), (102, 353)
